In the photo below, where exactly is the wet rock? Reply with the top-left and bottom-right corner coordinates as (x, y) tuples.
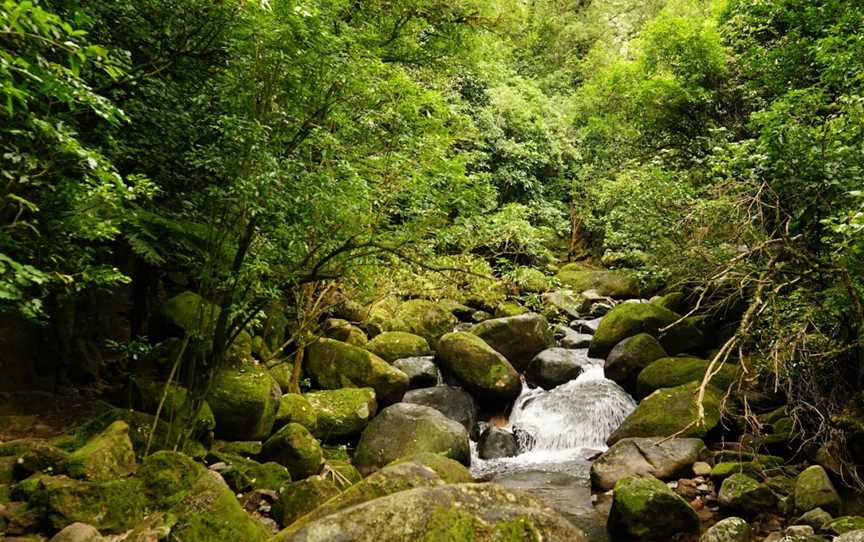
(306, 338), (408, 404)
(322, 318), (368, 346)
(207, 363), (281, 441)
(49, 522), (105, 542)
(65, 421), (136, 482)
(588, 303), (704, 358)
(261, 423), (324, 480)
(636, 356), (738, 399)
(718, 473), (778, 516)
(365, 332), (431, 363)
(435, 332), (521, 402)
(275, 393), (319, 433)
(604, 333), (667, 394)
(392, 356), (439, 389)
(608, 475), (699, 541)
(402, 386), (477, 438)
(795, 465), (841, 515)
(353, 403), (469, 475)
(469, 313), (555, 371)
(477, 427), (518, 460)
(525, 348), (589, 389)
(389, 299), (458, 349)
(590, 437), (707, 491)
(304, 388), (377, 441)
(700, 517), (752, 542)
(571, 317), (602, 335)
(555, 325), (593, 349)
(268, 361), (294, 391)
(388, 453), (473, 484)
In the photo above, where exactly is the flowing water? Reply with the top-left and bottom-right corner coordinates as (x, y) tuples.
(470, 350), (637, 541)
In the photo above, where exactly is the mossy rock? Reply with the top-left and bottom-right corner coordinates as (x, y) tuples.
(590, 437), (707, 491)
(261, 423), (324, 480)
(494, 301), (527, 318)
(825, 517), (864, 535)
(389, 453), (473, 484)
(604, 333), (667, 394)
(207, 363), (281, 441)
(765, 474), (796, 496)
(650, 292), (688, 313)
(511, 267), (553, 293)
(636, 356), (738, 399)
(2, 439), (69, 478)
(304, 388), (377, 441)
(322, 318), (368, 346)
(272, 475), (342, 528)
(65, 421), (136, 481)
(0, 456), (15, 484)
(306, 338), (409, 404)
(588, 302), (705, 358)
(541, 290), (590, 321)
(275, 393), (319, 433)
(701, 517), (752, 542)
(33, 475), (147, 532)
(795, 465), (841, 515)
(210, 452), (293, 493)
(323, 460), (362, 490)
(608, 381), (722, 445)
(365, 332), (432, 363)
(389, 299), (458, 349)
(126, 377), (216, 437)
(718, 473), (778, 516)
(268, 362), (295, 392)
(469, 313), (555, 371)
(435, 332), (521, 402)
(556, 268), (639, 299)
(607, 475), (699, 541)
(161, 291), (252, 361)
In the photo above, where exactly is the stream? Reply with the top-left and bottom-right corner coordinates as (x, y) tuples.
(470, 352), (637, 541)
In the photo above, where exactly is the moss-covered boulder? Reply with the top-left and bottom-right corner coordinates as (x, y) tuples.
(389, 452), (473, 484)
(435, 332), (521, 402)
(402, 386), (477, 438)
(825, 517), (864, 535)
(306, 338), (409, 404)
(604, 334), (668, 394)
(210, 452), (292, 493)
(65, 421), (136, 482)
(556, 267), (640, 299)
(718, 473), (778, 516)
(710, 460), (781, 483)
(270, 481), (587, 542)
(795, 465), (841, 515)
(700, 517), (752, 542)
(126, 377), (216, 437)
(468, 313), (554, 371)
(272, 476), (341, 528)
(261, 423), (324, 480)
(389, 299), (458, 349)
(353, 403), (470, 475)
(636, 357), (738, 399)
(365, 331), (432, 363)
(651, 292), (688, 313)
(207, 363), (281, 441)
(322, 318), (368, 346)
(322, 460), (362, 490)
(607, 475), (699, 541)
(541, 290), (590, 321)
(161, 291), (252, 361)
(49, 522), (105, 542)
(837, 531), (864, 542)
(588, 303), (705, 358)
(275, 394), (318, 433)
(268, 361), (295, 392)
(608, 381), (722, 445)
(2, 439), (69, 478)
(31, 475), (146, 532)
(494, 300), (527, 318)
(590, 437), (707, 491)
(304, 388), (377, 441)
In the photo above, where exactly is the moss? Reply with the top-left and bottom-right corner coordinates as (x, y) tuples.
(211, 440), (262, 458)
(323, 460), (362, 490)
(494, 301), (527, 318)
(2, 439), (69, 478)
(0, 456), (15, 484)
(322, 318), (368, 346)
(608, 475), (699, 541)
(162, 291), (220, 337)
(261, 423), (324, 480)
(718, 473), (778, 515)
(275, 393), (319, 433)
(268, 361), (295, 392)
(139, 450), (203, 509)
(795, 465), (841, 515)
(306, 338), (409, 403)
(65, 420), (137, 481)
(420, 507), (542, 542)
(35, 475), (147, 532)
(365, 332), (432, 363)
(322, 444), (350, 462)
(588, 303), (704, 358)
(304, 388), (377, 440)
(390, 299), (458, 349)
(824, 516), (864, 535)
(511, 267), (552, 294)
(272, 476), (341, 528)
(636, 357), (738, 399)
(555, 269), (639, 298)
(207, 363), (281, 441)
(212, 452), (293, 492)
(389, 453), (473, 484)
(127, 377), (216, 436)
(435, 332), (521, 401)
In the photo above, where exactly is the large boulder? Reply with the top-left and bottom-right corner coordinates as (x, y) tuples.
(365, 332), (431, 363)
(353, 403), (470, 475)
(608, 381), (722, 445)
(435, 332), (521, 402)
(389, 299), (458, 348)
(31, 476), (146, 532)
(607, 475), (700, 541)
(401, 386), (477, 438)
(604, 333), (667, 394)
(321, 318), (368, 346)
(306, 338), (409, 404)
(275, 394), (319, 433)
(824, 517), (864, 535)
(211, 453), (292, 493)
(718, 473), (778, 516)
(526, 348), (591, 389)
(271, 482), (588, 542)
(261, 423), (324, 480)
(700, 517), (752, 542)
(478, 427), (518, 460)
(388, 453), (473, 484)
(304, 388), (377, 441)
(391, 356), (439, 389)
(272, 476), (341, 528)
(636, 357), (738, 399)
(795, 465), (841, 515)
(161, 291), (252, 361)
(207, 363), (281, 441)
(49, 522), (105, 542)
(588, 303), (704, 358)
(590, 437), (707, 491)
(65, 421), (136, 482)
(125, 378), (216, 438)
(556, 266), (640, 299)
(469, 313), (554, 371)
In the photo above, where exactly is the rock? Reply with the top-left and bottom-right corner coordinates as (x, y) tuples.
(651, 292), (688, 313)
(323, 460), (362, 490)
(718, 473), (778, 516)
(126, 377), (217, 437)
(608, 381), (722, 445)
(4, 439), (69, 478)
(389, 299), (458, 348)
(402, 386), (477, 438)
(388, 453), (473, 484)
(701, 517), (752, 542)
(471, 310), (492, 322)
(207, 363), (281, 440)
(213, 453), (293, 492)
(468, 313), (555, 371)
(541, 290), (590, 320)
(494, 301), (527, 318)
(138, 451), (270, 541)
(321, 318), (368, 346)
(556, 267), (640, 299)
(693, 461), (712, 476)
(512, 267), (552, 293)
(353, 403), (470, 475)
(555, 325), (593, 348)
(365, 331), (431, 363)
(303, 388), (377, 441)
(272, 476), (341, 528)
(590, 437), (707, 491)
(604, 334), (668, 393)
(65, 421), (136, 482)
(261, 423), (324, 480)
(785, 525), (816, 538)
(268, 362), (294, 392)
(437, 299), (475, 320)
(837, 531), (864, 542)
(795, 465), (841, 515)
(571, 317), (602, 335)
(391, 356), (439, 389)
(636, 357), (738, 399)
(161, 291), (252, 361)
(824, 517), (864, 535)
(49, 522), (105, 542)
(711, 461), (773, 482)
(607, 475), (700, 541)
(435, 332), (521, 402)
(795, 507), (833, 530)
(477, 427), (517, 459)
(306, 338), (409, 404)
(588, 303), (705, 358)
(31, 475), (146, 532)
(275, 394), (319, 433)
(526, 348), (591, 389)
(270, 482), (588, 542)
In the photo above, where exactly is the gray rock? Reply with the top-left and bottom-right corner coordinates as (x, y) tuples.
(392, 356), (440, 389)
(570, 318), (602, 335)
(402, 386), (477, 438)
(469, 313), (555, 371)
(555, 325), (593, 349)
(837, 531), (864, 542)
(590, 437), (707, 491)
(700, 517), (751, 542)
(604, 333), (667, 394)
(526, 348), (590, 389)
(608, 475), (700, 541)
(795, 507), (833, 530)
(49, 523), (105, 542)
(718, 473), (778, 516)
(478, 427), (517, 460)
